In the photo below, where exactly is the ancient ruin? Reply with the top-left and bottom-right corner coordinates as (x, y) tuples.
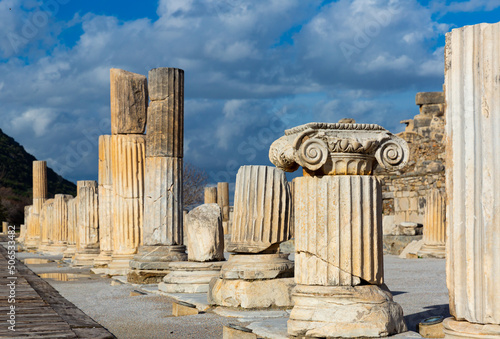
(443, 22), (500, 338)
(270, 122), (408, 337)
(73, 181), (100, 266)
(208, 165), (294, 308)
(24, 160), (47, 249)
(128, 67), (186, 283)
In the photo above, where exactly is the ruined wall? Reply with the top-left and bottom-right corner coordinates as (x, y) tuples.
(376, 91), (446, 228)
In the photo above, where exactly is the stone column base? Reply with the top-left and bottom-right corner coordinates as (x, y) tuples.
(63, 245), (77, 259)
(417, 244), (446, 258)
(287, 284), (407, 338)
(106, 254), (135, 276)
(220, 253), (294, 280)
(208, 277), (295, 308)
(72, 250), (100, 267)
(126, 245), (187, 283)
(93, 251), (113, 268)
(43, 243), (68, 255)
(443, 318), (500, 338)
(158, 261), (224, 293)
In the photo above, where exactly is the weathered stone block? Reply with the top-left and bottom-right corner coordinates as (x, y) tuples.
(420, 103), (444, 116)
(415, 92), (444, 105)
(186, 204), (224, 262)
(110, 68), (148, 134)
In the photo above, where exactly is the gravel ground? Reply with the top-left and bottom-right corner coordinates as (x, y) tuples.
(15, 250), (449, 338)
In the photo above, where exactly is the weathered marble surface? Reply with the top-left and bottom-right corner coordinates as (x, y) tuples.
(445, 22), (500, 329)
(110, 68), (148, 134)
(158, 261), (224, 293)
(204, 187), (217, 204)
(63, 198), (77, 258)
(220, 254), (293, 280)
(217, 182), (230, 234)
(418, 189), (446, 258)
(228, 166), (292, 253)
(73, 181), (99, 266)
(186, 203), (224, 262)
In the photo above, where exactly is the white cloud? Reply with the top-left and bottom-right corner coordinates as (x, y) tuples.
(11, 108), (57, 137)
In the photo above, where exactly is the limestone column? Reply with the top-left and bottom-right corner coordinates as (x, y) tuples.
(208, 165), (295, 308)
(129, 67), (186, 284)
(63, 198), (78, 259)
(73, 181), (99, 266)
(217, 182), (230, 234)
(204, 187), (217, 204)
(25, 160), (47, 249)
(46, 194), (73, 254)
(443, 22), (500, 338)
(2, 221), (7, 234)
(94, 135), (114, 268)
(108, 134), (145, 274)
(18, 224), (27, 244)
(417, 189), (446, 258)
(270, 122), (408, 338)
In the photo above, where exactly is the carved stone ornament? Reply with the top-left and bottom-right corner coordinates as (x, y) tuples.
(269, 122), (409, 175)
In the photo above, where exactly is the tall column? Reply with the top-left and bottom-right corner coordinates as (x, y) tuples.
(208, 165), (294, 308)
(94, 135), (114, 268)
(25, 161), (47, 249)
(204, 187), (217, 204)
(217, 182), (230, 234)
(270, 122), (408, 338)
(129, 67), (186, 284)
(107, 68), (148, 275)
(443, 22), (500, 338)
(73, 181), (99, 266)
(46, 194), (73, 254)
(417, 189), (446, 258)
(63, 198), (78, 259)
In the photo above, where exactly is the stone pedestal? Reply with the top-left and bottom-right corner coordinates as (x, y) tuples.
(63, 198), (78, 259)
(209, 165), (293, 308)
(73, 181), (100, 267)
(128, 67), (186, 283)
(94, 135), (114, 268)
(158, 262), (224, 293)
(107, 134), (145, 275)
(444, 22), (500, 337)
(25, 161), (47, 249)
(270, 122), (409, 337)
(418, 189), (446, 258)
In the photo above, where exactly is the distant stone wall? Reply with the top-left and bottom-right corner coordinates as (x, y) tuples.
(376, 91), (446, 230)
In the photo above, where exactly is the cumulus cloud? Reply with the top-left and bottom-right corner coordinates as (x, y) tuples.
(0, 0), (461, 184)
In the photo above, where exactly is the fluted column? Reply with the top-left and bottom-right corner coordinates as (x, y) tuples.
(39, 199), (54, 253)
(204, 187), (217, 204)
(63, 198), (78, 258)
(73, 181), (99, 266)
(1, 221), (7, 234)
(418, 189), (446, 258)
(109, 134), (145, 272)
(443, 22), (500, 338)
(94, 135), (114, 267)
(270, 122), (408, 337)
(294, 176), (383, 286)
(46, 194), (72, 254)
(228, 166), (292, 253)
(129, 67), (186, 283)
(25, 161), (47, 249)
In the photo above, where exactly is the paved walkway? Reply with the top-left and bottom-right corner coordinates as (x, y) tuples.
(0, 237), (114, 338)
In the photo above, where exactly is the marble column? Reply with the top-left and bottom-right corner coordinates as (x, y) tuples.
(418, 189), (446, 258)
(73, 181), (99, 266)
(217, 182), (230, 234)
(63, 198), (78, 259)
(46, 194), (73, 254)
(443, 22), (500, 338)
(270, 122), (408, 338)
(204, 187), (217, 204)
(208, 165), (295, 308)
(18, 224), (27, 244)
(1, 221), (7, 234)
(128, 67), (186, 284)
(25, 160), (47, 249)
(39, 199), (54, 253)
(94, 135), (114, 268)
(108, 134), (145, 274)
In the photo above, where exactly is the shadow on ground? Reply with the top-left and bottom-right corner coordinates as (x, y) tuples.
(404, 304), (450, 332)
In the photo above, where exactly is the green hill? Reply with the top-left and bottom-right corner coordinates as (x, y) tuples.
(0, 128), (76, 225)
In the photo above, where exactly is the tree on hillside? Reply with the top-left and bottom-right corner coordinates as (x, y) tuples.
(183, 162), (208, 208)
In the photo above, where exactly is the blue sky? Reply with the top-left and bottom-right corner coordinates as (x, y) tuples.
(0, 0), (499, 188)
